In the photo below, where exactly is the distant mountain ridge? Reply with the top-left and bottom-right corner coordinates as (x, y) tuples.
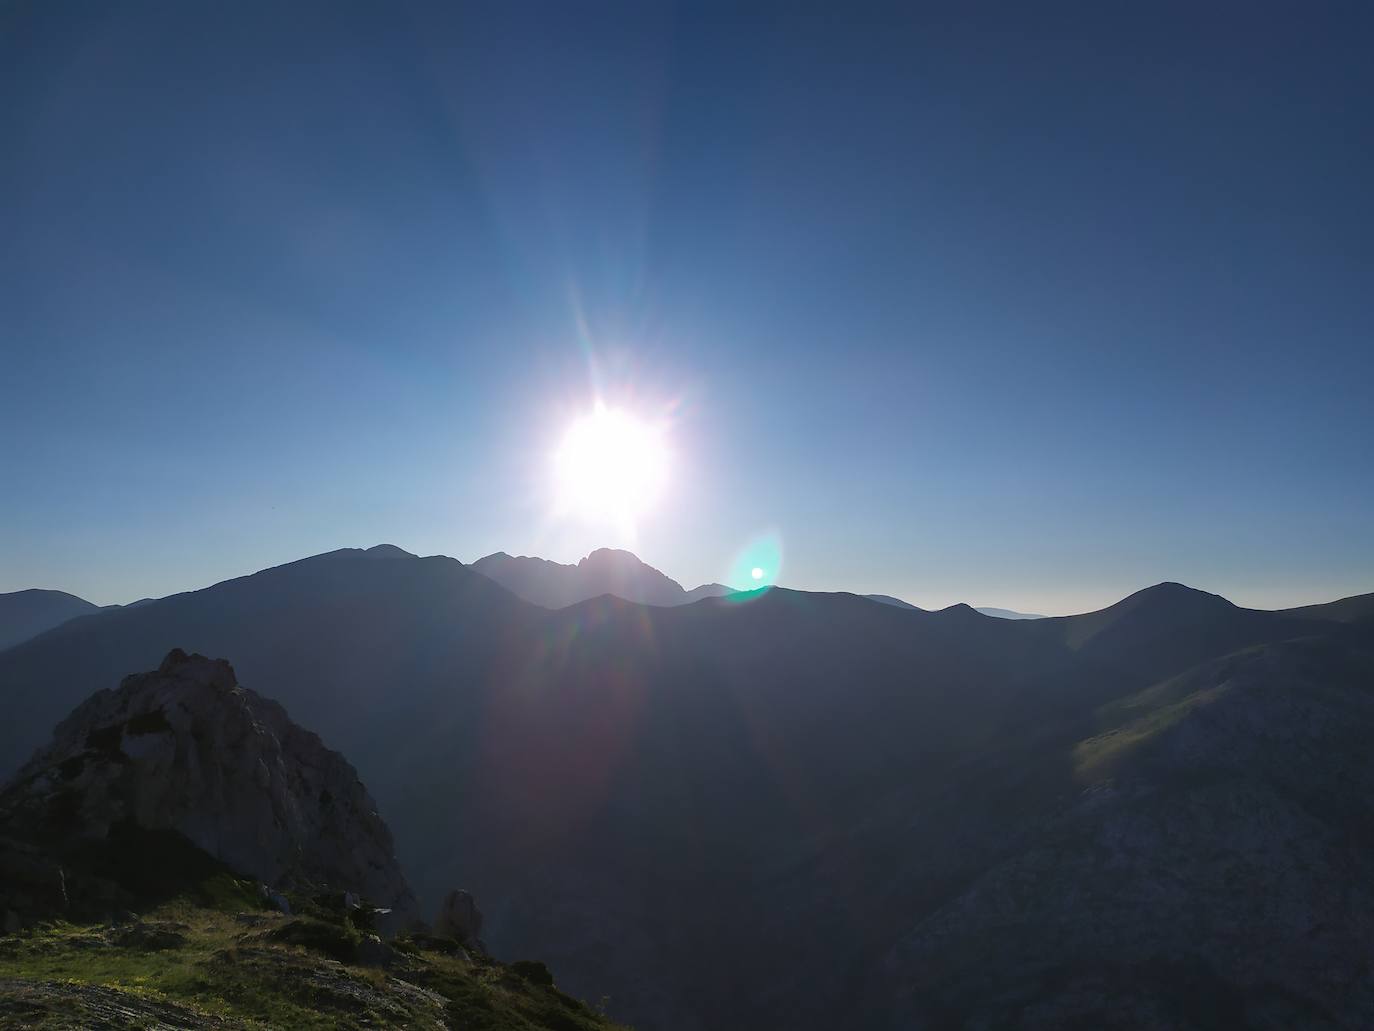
(868, 593), (1038, 618)
(477, 555), (1037, 618)
(974, 606), (1047, 619)
(0, 546), (425, 656)
(0, 589), (101, 651)
(472, 548), (732, 608)
(2, 546), (1372, 1028)
(0, 589), (173, 653)
(864, 593), (922, 611)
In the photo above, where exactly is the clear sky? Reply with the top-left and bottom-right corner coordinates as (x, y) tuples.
(3, 2), (1372, 614)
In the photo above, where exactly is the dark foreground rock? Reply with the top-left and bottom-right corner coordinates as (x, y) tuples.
(0, 978), (231, 1029)
(0, 651), (624, 1030)
(0, 649), (417, 927)
(434, 887), (484, 944)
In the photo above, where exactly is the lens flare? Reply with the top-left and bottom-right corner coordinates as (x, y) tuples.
(726, 532), (784, 599)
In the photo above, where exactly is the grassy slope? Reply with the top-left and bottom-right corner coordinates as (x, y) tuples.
(0, 888), (626, 1030)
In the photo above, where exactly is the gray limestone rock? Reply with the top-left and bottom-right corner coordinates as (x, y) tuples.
(434, 889), (484, 944)
(0, 649), (418, 929)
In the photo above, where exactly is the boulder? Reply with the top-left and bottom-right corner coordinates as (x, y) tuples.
(433, 889), (483, 943)
(112, 921), (187, 950)
(356, 933), (401, 968)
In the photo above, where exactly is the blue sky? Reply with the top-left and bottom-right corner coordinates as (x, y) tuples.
(2, 2), (1371, 613)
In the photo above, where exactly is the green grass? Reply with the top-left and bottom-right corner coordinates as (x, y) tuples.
(1074, 677), (1234, 781)
(0, 896), (627, 1029)
(266, 916), (362, 962)
(2, 812), (625, 1028)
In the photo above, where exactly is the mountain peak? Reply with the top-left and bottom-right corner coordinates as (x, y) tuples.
(0, 588), (102, 651)
(579, 547), (645, 567)
(936, 602), (982, 617)
(363, 544), (417, 559)
(473, 548), (692, 608)
(1, 649), (417, 925)
(1063, 580), (1248, 654)
(1120, 581), (1236, 611)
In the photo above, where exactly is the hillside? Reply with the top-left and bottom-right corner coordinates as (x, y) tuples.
(874, 634), (1374, 1028)
(0, 650), (623, 1031)
(0, 549), (1368, 1028)
(0, 589), (100, 651)
(1280, 591), (1374, 625)
(0, 913), (625, 1030)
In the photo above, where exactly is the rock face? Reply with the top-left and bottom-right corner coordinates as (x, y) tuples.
(0, 649), (417, 925)
(434, 888), (484, 943)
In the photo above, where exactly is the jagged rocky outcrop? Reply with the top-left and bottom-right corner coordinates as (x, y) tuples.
(434, 888), (484, 945)
(0, 649), (417, 926)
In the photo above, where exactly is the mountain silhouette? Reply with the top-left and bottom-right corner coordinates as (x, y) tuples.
(472, 548), (732, 608)
(868, 594), (1045, 619)
(1279, 590), (1374, 624)
(0, 588), (101, 651)
(864, 593), (923, 611)
(0, 548), (1368, 1029)
(974, 605), (1046, 619)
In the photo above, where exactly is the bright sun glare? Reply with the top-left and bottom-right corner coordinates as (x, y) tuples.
(554, 402), (669, 528)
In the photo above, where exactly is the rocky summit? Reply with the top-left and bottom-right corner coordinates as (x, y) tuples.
(0, 648), (416, 926)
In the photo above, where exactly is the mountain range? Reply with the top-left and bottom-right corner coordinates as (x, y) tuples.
(1, 546), (1371, 1028)
(1, 550), (1046, 653)
(864, 594), (1046, 619)
(971, 605), (1047, 619)
(0, 551), (1054, 656)
(471, 548), (733, 608)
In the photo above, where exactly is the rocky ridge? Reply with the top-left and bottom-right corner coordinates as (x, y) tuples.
(0, 649), (417, 927)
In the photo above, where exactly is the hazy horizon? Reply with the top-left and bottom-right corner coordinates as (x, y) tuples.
(3, 537), (1364, 618)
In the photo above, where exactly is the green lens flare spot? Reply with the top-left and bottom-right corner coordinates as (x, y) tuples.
(726, 533), (783, 600)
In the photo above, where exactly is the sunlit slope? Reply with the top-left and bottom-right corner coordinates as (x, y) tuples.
(873, 632), (1374, 1028)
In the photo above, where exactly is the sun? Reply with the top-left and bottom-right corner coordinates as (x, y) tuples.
(553, 402), (669, 528)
